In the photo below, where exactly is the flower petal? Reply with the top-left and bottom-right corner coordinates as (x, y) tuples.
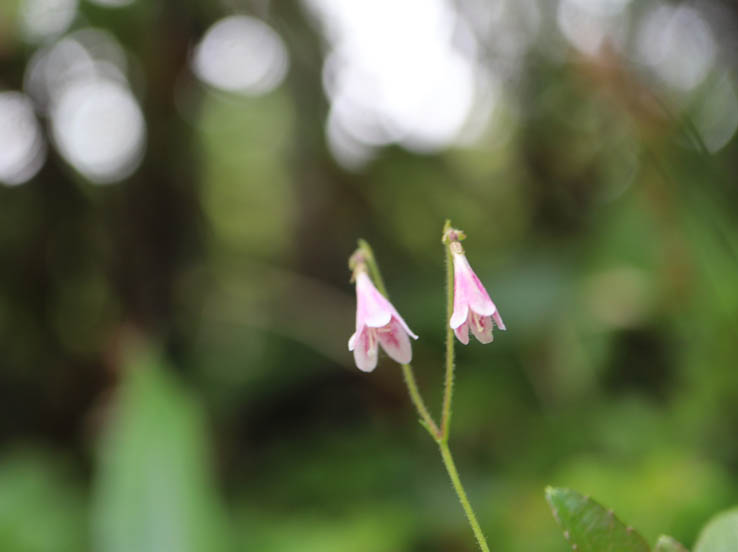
(453, 252), (496, 317)
(353, 327), (378, 372)
(449, 301), (469, 330)
(348, 331), (357, 351)
(492, 311), (506, 331)
(454, 319), (470, 345)
(388, 305), (418, 340)
(377, 318), (412, 364)
(469, 311), (494, 344)
(450, 257), (469, 329)
(356, 272), (393, 328)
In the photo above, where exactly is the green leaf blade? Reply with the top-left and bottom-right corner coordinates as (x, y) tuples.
(545, 486), (650, 552)
(694, 508), (738, 552)
(92, 348), (231, 552)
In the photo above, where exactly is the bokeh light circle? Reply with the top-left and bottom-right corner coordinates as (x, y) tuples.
(20, 0), (78, 43)
(192, 15), (289, 95)
(0, 91), (47, 186)
(637, 5), (716, 91)
(51, 79), (146, 184)
(306, 0), (487, 169)
(24, 28), (130, 115)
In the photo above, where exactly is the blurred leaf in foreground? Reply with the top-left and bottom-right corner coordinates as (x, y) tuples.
(545, 486), (649, 552)
(693, 508), (738, 552)
(92, 347), (230, 552)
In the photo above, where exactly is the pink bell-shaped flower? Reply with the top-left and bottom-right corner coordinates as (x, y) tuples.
(449, 250), (506, 345)
(348, 271), (418, 372)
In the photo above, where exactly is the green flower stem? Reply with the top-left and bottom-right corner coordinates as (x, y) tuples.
(440, 221), (491, 552)
(357, 239), (387, 296)
(402, 364), (440, 438)
(441, 219), (455, 441)
(439, 441), (491, 552)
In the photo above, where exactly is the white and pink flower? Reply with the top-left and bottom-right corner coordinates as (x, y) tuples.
(348, 271), (418, 372)
(449, 250), (506, 345)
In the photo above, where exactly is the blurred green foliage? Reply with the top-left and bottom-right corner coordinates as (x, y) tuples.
(0, 449), (87, 552)
(693, 509), (738, 552)
(656, 536), (690, 552)
(92, 348), (230, 552)
(0, 0), (737, 551)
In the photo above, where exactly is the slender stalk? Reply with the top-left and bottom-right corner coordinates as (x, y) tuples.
(439, 221), (491, 551)
(441, 220), (455, 441)
(439, 441), (491, 552)
(402, 364), (440, 438)
(357, 239), (387, 295)
(355, 235), (491, 551)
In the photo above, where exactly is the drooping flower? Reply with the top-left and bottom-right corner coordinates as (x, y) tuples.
(449, 247), (506, 345)
(348, 271), (418, 372)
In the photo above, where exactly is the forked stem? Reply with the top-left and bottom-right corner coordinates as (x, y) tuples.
(353, 234), (491, 551)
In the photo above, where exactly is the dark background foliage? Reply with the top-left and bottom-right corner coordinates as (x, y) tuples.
(1, 0), (737, 550)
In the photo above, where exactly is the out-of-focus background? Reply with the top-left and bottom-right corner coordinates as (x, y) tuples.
(1, 0), (737, 550)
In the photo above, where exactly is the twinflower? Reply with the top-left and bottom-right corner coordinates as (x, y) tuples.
(348, 269), (418, 372)
(447, 236), (505, 345)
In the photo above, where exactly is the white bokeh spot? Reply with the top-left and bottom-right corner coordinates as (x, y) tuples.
(637, 5), (716, 91)
(0, 92), (47, 186)
(193, 15), (289, 95)
(20, 0), (78, 43)
(24, 28), (129, 114)
(305, 0), (492, 169)
(51, 79), (146, 183)
(557, 0), (630, 56)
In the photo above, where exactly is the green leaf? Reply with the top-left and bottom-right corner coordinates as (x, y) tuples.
(655, 535), (689, 552)
(545, 486), (650, 552)
(92, 348), (231, 552)
(693, 508), (738, 552)
(0, 448), (88, 552)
